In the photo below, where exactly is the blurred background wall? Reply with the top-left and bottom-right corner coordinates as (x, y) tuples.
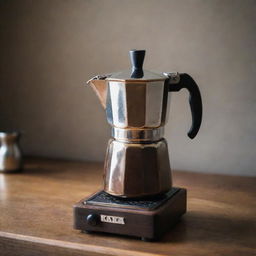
(0, 0), (255, 176)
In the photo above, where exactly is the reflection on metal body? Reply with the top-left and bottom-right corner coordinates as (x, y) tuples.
(104, 139), (172, 198)
(106, 80), (169, 129)
(111, 127), (164, 143)
(0, 132), (22, 172)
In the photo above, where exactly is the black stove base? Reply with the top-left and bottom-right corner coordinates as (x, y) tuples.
(73, 187), (186, 241)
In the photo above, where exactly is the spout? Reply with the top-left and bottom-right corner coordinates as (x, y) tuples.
(87, 75), (110, 109)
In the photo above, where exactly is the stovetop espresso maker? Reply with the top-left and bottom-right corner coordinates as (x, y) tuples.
(74, 50), (202, 240)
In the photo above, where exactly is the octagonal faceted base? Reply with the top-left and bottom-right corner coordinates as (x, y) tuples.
(104, 139), (172, 198)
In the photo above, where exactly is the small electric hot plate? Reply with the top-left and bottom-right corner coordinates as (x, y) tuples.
(73, 187), (186, 241)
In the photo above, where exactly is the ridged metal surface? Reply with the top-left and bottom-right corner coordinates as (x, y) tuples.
(104, 139), (172, 198)
(106, 80), (169, 129)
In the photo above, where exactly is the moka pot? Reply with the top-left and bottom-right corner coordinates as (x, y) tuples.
(87, 50), (202, 198)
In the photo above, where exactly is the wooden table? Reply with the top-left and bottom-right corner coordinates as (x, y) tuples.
(0, 158), (255, 256)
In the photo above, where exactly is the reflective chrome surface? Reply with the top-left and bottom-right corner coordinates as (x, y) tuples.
(0, 132), (22, 172)
(106, 69), (167, 81)
(106, 80), (169, 128)
(112, 127), (164, 143)
(104, 139), (172, 198)
(87, 72), (179, 114)
(163, 72), (180, 84)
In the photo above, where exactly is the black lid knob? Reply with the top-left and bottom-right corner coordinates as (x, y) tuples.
(129, 50), (145, 78)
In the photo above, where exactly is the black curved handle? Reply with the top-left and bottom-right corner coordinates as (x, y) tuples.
(169, 73), (202, 139)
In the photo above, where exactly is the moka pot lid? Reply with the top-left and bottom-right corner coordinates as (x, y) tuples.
(105, 50), (167, 82)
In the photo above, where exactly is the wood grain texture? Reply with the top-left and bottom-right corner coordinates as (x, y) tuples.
(0, 157), (255, 256)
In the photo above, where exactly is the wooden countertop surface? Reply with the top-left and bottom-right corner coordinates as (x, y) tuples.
(0, 158), (255, 256)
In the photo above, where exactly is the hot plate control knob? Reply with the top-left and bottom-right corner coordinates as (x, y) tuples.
(86, 214), (99, 226)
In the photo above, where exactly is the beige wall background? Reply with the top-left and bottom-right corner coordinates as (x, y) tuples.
(0, 0), (255, 176)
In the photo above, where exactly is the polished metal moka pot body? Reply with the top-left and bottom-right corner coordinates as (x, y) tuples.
(88, 50), (202, 198)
